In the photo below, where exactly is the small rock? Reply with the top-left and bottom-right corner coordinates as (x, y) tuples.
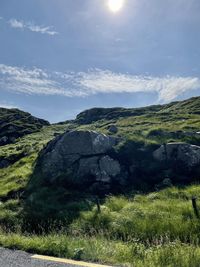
(108, 125), (118, 134)
(0, 136), (8, 144)
(0, 159), (10, 168)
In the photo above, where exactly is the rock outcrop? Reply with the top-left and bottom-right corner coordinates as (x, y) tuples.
(75, 106), (162, 124)
(153, 143), (200, 168)
(37, 130), (121, 189)
(36, 134), (200, 194)
(0, 108), (49, 145)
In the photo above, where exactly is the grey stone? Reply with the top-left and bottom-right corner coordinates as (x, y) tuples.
(77, 155), (120, 183)
(78, 156), (100, 180)
(99, 156), (121, 182)
(108, 125), (118, 134)
(0, 136), (8, 144)
(38, 130), (121, 187)
(153, 143), (200, 167)
(49, 130), (116, 156)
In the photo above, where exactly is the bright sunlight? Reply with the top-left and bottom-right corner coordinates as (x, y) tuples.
(107, 0), (125, 13)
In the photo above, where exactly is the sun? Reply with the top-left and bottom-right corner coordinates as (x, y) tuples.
(107, 0), (125, 13)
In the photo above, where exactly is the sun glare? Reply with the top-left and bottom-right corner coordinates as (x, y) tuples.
(108, 0), (125, 13)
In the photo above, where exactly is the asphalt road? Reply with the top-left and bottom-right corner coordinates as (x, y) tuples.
(0, 247), (92, 267)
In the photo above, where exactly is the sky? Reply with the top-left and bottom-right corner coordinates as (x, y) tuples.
(0, 0), (200, 122)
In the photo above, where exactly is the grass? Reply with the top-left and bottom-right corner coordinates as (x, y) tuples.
(1, 231), (200, 266)
(75, 96), (200, 144)
(0, 123), (73, 199)
(1, 186), (200, 266)
(76, 112), (200, 147)
(0, 154), (37, 198)
(69, 186), (200, 242)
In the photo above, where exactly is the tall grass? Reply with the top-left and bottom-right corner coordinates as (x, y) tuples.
(0, 231), (200, 267)
(69, 186), (200, 243)
(1, 185), (200, 266)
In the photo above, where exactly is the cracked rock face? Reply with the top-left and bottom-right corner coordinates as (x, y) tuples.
(77, 155), (121, 183)
(38, 130), (121, 187)
(153, 143), (200, 168)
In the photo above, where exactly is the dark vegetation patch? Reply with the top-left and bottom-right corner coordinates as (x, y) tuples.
(0, 108), (49, 145)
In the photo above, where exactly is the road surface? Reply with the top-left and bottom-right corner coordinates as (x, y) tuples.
(0, 247), (112, 267)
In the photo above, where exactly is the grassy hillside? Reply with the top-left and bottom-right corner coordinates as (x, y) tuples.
(76, 96), (200, 123)
(0, 96), (200, 266)
(76, 97), (200, 146)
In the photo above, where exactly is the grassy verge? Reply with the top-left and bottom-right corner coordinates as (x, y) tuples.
(1, 186), (200, 266)
(1, 231), (200, 267)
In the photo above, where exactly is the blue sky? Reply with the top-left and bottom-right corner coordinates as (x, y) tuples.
(0, 0), (200, 122)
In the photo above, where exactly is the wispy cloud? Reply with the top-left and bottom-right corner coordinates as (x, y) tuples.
(8, 19), (58, 36)
(0, 64), (199, 102)
(77, 70), (200, 102)
(0, 64), (75, 97)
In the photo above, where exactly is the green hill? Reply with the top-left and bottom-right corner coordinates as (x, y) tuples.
(75, 96), (200, 146)
(0, 96), (200, 210)
(75, 96), (200, 124)
(0, 96), (200, 267)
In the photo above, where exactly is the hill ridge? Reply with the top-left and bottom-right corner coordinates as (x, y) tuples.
(0, 108), (49, 146)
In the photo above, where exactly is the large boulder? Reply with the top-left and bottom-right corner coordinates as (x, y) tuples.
(153, 143), (200, 168)
(37, 130), (121, 189)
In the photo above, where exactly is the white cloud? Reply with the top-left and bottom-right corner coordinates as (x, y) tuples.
(0, 64), (199, 102)
(0, 64), (75, 97)
(74, 69), (200, 101)
(27, 24), (58, 35)
(8, 19), (58, 36)
(9, 19), (24, 29)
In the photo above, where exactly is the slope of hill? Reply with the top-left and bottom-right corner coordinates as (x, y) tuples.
(0, 96), (200, 267)
(0, 96), (200, 204)
(0, 108), (50, 146)
(75, 96), (200, 124)
(76, 97), (200, 146)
